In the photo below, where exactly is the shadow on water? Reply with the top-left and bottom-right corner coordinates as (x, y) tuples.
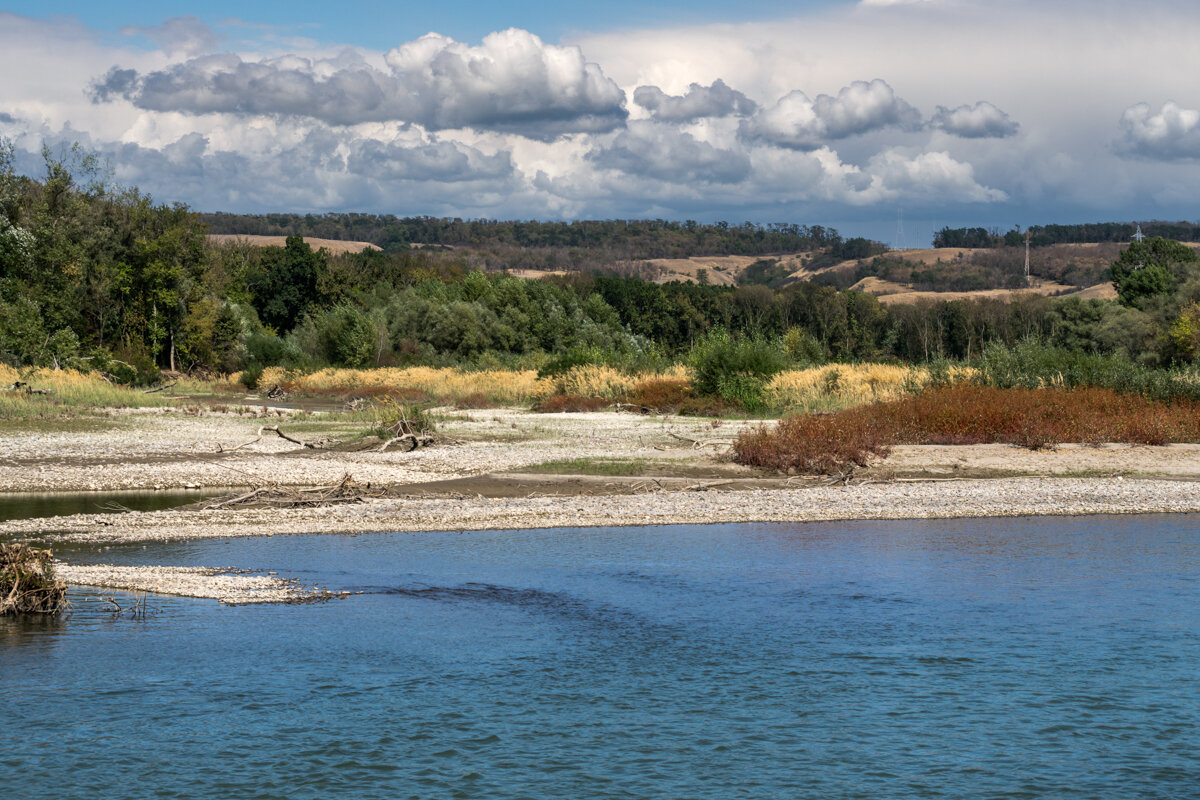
(363, 582), (665, 637)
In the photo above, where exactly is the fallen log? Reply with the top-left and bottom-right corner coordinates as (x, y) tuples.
(260, 425), (319, 449)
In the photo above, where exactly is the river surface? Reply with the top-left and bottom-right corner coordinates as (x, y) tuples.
(3, 515), (1198, 798)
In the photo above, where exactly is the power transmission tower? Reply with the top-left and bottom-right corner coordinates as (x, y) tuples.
(1024, 230), (1031, 286)
(895, 209), (906, 251)
(1132, 223), (1145, 270)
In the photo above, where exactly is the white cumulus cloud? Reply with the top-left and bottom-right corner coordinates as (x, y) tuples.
(90, 28), (628, 138)
(741, 79), (921, 150)
(1116, 101), (1200, 160)
(930, 101), (1018, 138)
(633, 79), (756, 122)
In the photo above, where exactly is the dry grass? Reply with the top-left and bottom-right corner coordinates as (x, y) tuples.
(206, 234), (380, 255)
(260, 364), (691, 407)
(0, 365), (172, 418)
(262, 366), (555, 405)
(736, 385), (1200, 474)
(764, 364), (972, 412)
(532, 394), (612, 413)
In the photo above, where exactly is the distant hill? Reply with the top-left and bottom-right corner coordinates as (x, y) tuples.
(206, 234), (380, 255)
(198, 212), (839, 259)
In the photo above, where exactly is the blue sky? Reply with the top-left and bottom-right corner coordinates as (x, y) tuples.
(4, 1), (832, 50)
(3, 1), (1200, 242)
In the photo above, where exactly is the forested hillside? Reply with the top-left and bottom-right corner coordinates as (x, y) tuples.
(198, 212), (838, 258)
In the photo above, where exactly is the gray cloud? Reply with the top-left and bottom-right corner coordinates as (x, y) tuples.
(930, 101), (1018, 138)
(119, 16), (220, 57)
(587, 121), (750, 183)
(1116, 101), (1200, 160)
(14, 120), (518, 216)
(90, 28), (627, 138)
(633, 79), (756, 122)
(347, 139), (513, 182)
(741, 79), (921, 150)
(0, 111), (16, 124)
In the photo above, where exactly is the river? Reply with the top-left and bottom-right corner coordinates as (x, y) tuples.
(3, 514), (1197, 798)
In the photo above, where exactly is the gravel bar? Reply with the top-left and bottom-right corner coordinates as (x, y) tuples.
(55, 563), (342, 604)
(9, 477), (1199, 545)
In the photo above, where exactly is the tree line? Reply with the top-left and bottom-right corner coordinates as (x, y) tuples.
(4, 141), (1200, 382)
(935, 221), (1200, 249)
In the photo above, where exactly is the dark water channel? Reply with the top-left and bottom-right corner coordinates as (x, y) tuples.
(3, 515), (1198, 798)
(0, 489), (226, 522)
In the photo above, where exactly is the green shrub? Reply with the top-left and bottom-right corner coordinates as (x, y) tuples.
(782, 327), (825, 365)
(538, 345), (607, 378)
(246, 332), (287, 367)
(689, 327), (786, 406)
(318, 306), (377, 368)
(240, 363), (264, 390)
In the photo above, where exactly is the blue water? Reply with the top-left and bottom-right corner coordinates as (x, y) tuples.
(3, 515), (1199, 799)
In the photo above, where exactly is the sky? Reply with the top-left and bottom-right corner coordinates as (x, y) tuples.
(3, 0), (1200, 243)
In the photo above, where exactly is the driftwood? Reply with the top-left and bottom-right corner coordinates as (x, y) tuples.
(375, 403), (439, 452)
(614, 402), (654, 414)
(7, 381), (52, 395)
(1, 544), (68, 615)
(258, 425), (335, 449)
(143, 381), (178, 394)
(201, 473), (386, 510)
(668, 432), (736, 450)
(215, 435), (262, 453)
(379, 433), (437, 452)
(260, 425), (315, 448)
(265, 384), (289, 400)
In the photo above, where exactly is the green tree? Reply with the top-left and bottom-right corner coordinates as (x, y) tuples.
(1111, 237), (1200, 309)
(247, 235), (327, 332)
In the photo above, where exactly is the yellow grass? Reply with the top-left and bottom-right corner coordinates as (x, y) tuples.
(256, 363), (693, 405)
(263, 366), (555, 404)
(765, 364), (974, 412)
(553, 364), (688, 399)
(0, 365), (171, 417)
(238, 361), (980, 413)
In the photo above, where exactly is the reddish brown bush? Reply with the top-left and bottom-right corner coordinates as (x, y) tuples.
(621, 378), (738, 416)
(736, 415), (893, 474)
(452, 392), (497, 409)
(532, 394), (611, 413)
(736, 385), (1200, 473)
